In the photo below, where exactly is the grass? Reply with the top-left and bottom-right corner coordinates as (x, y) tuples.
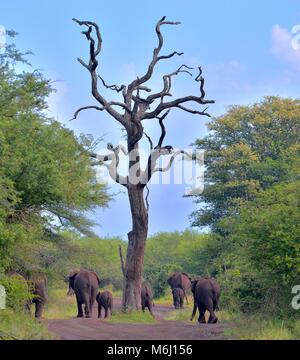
(0, 309), (56, 340)
(165, 304), (230, 323)
(164, 304), (300, 340)
(105, 310), (157, 324)
(155, 292), (193, 306)
(226, 314), (300, 340)
(44, 288), (77, 319)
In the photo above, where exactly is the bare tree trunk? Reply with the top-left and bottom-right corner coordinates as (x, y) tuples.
(122, 184), (148, 310)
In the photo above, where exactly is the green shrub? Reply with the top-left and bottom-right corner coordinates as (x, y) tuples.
(0, 275), (32, 311)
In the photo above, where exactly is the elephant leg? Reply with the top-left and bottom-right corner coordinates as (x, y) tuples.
(89, 287), (97, 317)
(85, 303), (92, 318)
(207, 298), (218, 324)
(98, 304), (101, 318)
(75, 293), (84, 318)
(198, 305), (206, 324)
(180, 297), (184, 309)
(105, 307), (108, 318)
(147, 301), (154, 317)
(25, 301), (32, 316)
(184, 290), (189, 305)
(81, 293), (91, 318)
(89, 299), (93, 317)
(213, 297), (219, 311)
(77, 300), (84, 318)
(35, 302), (44, 318)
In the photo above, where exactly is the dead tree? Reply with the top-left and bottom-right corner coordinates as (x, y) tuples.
(72, 16), (214, 311)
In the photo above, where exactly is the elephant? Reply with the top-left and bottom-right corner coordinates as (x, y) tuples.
(96, 291), (113, 318)
(167, 272), (191, 304)
(29, 273), (48, 318)
(141, 281), (154, 317)
(68, 270), (100, 318)
(172, 288), (185, 309)
(8, 271), (47, 318)
(190, 277), (220, 324)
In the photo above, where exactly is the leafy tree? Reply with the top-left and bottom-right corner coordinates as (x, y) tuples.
(192, 97), (300, 231)
(192, 97), (300, 315)
(0, 33), (110, 272)
(218, 180), (300, 314)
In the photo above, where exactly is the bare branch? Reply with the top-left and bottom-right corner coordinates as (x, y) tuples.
(72, 18), (102, 56)
(126, 16), (182, 95)
(145, 185), (150, 212)
(70, 105), (104, 121)
(154, 150), (192, 173)
(144, 132), (153, 150)
(176, 104), (211, 117)
(90, 144), (128, 186)
(73, 18), (129, 128)
(145, 65), (193, 104)
(137, 85), (152, 92)
(195, 66), (205, 99)
(156, 110), (171, 148)
(98, 75), (126, 93)
(141, 146), (174, 185)
(142, 65), (214, 120)
(143, 95), (214, 120)
(109, 101), (132, 113)
(157, 51), (184, 61)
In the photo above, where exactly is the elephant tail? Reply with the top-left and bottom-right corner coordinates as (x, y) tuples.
(190, 297), (197, 321)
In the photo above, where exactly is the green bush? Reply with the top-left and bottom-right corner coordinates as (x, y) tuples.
(0, 275), (32, 311)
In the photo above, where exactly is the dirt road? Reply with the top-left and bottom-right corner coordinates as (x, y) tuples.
(47, 300), (230, 340)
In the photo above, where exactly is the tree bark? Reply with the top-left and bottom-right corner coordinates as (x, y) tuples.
(122, 184), (148, 310)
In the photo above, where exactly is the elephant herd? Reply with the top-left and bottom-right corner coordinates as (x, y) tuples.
(9, 269), (221, 325)
(167, 272), (221, 324)
(67, 270), (154, 319)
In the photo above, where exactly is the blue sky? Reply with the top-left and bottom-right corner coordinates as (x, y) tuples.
(2, 0), (300, 238)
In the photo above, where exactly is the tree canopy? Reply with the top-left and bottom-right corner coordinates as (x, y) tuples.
(192, 97), (300, 314)
(0, 34), (110, 273)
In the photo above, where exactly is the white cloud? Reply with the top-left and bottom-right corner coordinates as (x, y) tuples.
(271, 24), (300, 71)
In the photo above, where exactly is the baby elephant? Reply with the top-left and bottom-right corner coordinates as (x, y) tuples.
(96, 291), (113, 318)
(172, 288), (185, 309)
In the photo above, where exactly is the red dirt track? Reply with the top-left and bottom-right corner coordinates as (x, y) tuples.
(46, 299), (230, 340)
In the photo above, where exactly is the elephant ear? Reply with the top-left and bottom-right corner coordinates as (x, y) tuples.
(68, 272), (78, 290)
(91, 271), (101, 286)
(167, 274), (175, 286)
